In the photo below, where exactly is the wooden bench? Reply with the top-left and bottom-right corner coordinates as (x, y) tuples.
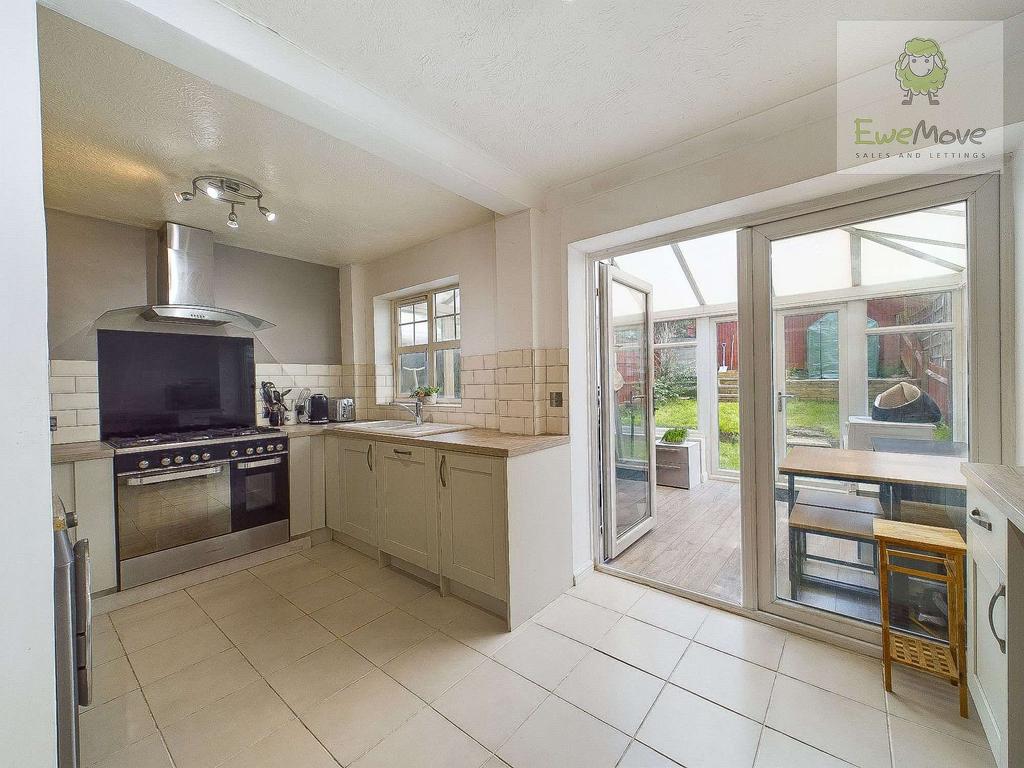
(796, 488), (884, 516)
(788, 503), (880, 599)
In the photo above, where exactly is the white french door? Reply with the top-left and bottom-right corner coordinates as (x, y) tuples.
(598, 263), (657, 559)
(750, 176), (1003, 639)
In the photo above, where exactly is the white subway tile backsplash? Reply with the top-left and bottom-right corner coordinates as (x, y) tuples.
(75, 377), (98, 393)
(53, 426), (100, 444)
(51, 360), (97, 376)
(306, 364), (330, 376)
(52, 392), (99, 411)
(255, 363), (283, 376)
(281, 363), (307, 375)
(52, 410), (77, 428)
(77, 409), (100, 426)
(293, 375), (320, 387)
(49, 376), (76, 394)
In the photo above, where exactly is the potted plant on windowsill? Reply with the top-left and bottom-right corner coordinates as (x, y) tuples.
(414, 386), (440, 405)
(656, 427), (702, 489)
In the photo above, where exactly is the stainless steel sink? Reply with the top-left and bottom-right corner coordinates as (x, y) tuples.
(335, 420), (471, 437)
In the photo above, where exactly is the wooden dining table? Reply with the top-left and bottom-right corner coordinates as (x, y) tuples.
(778, 446), (967, 516)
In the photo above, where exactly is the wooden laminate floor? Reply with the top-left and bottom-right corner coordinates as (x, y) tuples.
(609, 479), (743, 604)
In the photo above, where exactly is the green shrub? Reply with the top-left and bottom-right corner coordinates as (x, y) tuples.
(661, 427), (689, 443)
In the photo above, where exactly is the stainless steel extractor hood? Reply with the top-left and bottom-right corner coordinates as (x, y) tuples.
(140, 222), (274, 331)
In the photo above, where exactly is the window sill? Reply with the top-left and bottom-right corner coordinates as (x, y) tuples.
(385, 400), (462, 409)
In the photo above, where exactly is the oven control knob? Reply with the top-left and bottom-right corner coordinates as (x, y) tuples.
(246, 447), (255, 455)
(174, 455), (185, 464)
(230, 449), (239, 458)
(160, 457), (172, 467)
(256, 446), (265, 454)
(138, 459), (150, 469)
(276, 444), (284, 451)
(201, 452), (211, 461)
(189, 454), (199, 463)
(266, 444), (274, 452)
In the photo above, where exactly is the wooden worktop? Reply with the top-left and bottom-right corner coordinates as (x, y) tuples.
(962, 463), (1024, 532)
(51, 440), (114, 464)
(285, 423), (568, 457)
(779, 446), (966, 490)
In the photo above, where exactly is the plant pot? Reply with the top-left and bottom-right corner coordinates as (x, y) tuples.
(419, 394), (438, 405)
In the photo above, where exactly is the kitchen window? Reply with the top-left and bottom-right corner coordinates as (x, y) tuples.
(394, 286), (461, 400)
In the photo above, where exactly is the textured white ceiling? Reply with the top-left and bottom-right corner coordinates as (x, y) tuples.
(216, 0), (1024, 188)
(38, 9), (492, 266)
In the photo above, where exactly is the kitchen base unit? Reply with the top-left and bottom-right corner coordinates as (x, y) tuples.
(325, 430), (573, 629)
(961, 464), (1024, 768)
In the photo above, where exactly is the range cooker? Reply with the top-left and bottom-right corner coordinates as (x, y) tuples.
(112, 427), (290, 589)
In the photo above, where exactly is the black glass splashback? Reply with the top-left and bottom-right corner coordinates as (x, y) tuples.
(98, 330), (255, 438)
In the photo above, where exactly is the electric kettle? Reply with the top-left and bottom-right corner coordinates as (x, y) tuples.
(307, 393), (329, 424)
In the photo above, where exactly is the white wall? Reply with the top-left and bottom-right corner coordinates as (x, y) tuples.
(1, 0), (58, 764)
(342, 218), (497, 361)
(1012, 151), (1024, 464)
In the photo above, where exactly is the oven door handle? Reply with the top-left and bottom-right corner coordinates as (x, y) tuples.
(126, 465), (224, 485)
(236, 457), (283, 469)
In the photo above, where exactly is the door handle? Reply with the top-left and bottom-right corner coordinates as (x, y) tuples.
(440, 455), (448, 487)
(394, 448), (413, 456)
(988, 583), (1007, 654)
(969, 508), (992, 531)
(777, 391), (796, 413)
(366, 444), (373, 471)
(72, 539), (92, 706)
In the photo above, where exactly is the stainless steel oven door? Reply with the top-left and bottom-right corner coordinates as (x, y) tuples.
(231, 454), (289, 530)
(117, 462), (233, 566)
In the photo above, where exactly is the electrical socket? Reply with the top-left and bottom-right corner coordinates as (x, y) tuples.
(549, 391), (563, 408)
(49, 416), (57, 432)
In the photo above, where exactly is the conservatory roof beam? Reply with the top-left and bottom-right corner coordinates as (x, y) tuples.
(841, 228), (965, 273)
(671, 243), (706, 306)
(851, 230), (966, 250)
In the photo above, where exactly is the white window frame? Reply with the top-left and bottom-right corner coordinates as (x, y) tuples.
(393, 285), (461, 401)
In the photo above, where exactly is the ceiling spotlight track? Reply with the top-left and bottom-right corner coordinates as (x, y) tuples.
(175, 174), (277, 228)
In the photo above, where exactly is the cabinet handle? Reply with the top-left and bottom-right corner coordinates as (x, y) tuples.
(394, 448), (412, 457)
(440, 455), (448, 487)
(988, 583), (1007, 654)
(969, 508), (992, 531)
(366, 444), (373, 471)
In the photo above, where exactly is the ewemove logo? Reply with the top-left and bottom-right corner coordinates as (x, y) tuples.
(895, 38), (947, 105)
(836, 21), (1002, 174)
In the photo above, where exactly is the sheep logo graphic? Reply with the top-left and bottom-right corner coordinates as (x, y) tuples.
(896, 38), (948, 106)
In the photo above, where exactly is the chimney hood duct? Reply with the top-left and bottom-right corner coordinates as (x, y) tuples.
(140, 222), (274, 331)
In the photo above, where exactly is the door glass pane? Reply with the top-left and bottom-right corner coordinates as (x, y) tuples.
(610, 280), (651, 536)
(434, 348), (461, 400)
(654, 346), (697, 432)
(783, 311), (841, 450)
(602, 229), (742, 606)
(398, 352), (427, 396)
(435, 315), (457, 342)
(716, 319), (740, 471)
(771, 201), (968, 629)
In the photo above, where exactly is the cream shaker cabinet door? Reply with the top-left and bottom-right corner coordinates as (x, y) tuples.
(968, 539), (1008, 767)
(438, 452), (508, 600)
(288, 436), (312, 536)
(324, 434), (342, 532)
(337, 437), (378, 546)
(376, 443), (438, 572)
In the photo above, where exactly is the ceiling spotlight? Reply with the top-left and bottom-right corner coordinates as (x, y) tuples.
(175, 175), (274, 230)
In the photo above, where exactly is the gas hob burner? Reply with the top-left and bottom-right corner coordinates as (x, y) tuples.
(107, 426), (280, 450)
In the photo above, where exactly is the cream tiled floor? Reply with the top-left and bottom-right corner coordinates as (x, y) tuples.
(83, 547), (996, 768)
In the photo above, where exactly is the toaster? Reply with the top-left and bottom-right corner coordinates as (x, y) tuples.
(329, 397), (356, 422)
(306, 393), (329, 424)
